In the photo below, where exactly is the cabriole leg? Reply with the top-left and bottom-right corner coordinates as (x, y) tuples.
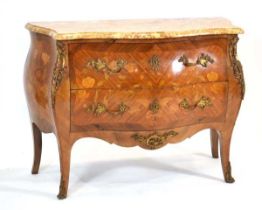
(57, 136), (72, 199)
(210, 129), (219, 158)
(219, 129), (235, 183)
(31, 123), (42, 174)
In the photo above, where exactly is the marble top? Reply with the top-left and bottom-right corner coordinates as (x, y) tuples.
(26, 18), (243, 40)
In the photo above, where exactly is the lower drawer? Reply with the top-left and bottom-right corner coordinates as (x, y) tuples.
(152, 82), (228, 129)
(70, 82), (228, 132)
(70, 89), (156, 131)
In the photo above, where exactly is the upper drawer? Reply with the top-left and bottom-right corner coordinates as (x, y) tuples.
(69, 37), (228, 89)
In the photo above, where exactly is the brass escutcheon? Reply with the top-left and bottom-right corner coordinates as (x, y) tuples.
(196, 96), (212, 109)
(179, 98), (190, 109)
(149, 99), (160, 113)
(149, 55), (160, 71)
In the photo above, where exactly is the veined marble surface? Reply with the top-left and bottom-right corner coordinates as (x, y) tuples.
(26, 18), (243, 40)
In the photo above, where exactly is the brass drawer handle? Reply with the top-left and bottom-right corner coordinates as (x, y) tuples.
(149, 55), (160, 71)
(179, 96), (212, 110)
(87, 58), (127, 74)
(149, 99), (160, 113)
(178, 53), (214, 67)
(132, 130), (178, 150)
(85, 102), (129, 116)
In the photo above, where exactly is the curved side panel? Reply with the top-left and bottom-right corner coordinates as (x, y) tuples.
(24, 32), (56, 133)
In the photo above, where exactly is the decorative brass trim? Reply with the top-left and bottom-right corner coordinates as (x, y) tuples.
(178, 53), (214, 67)
(85, 102), (129, 116)
(224, 161), (235, 183)
(179, 96), (212, 110)
(149, 99), (160, 113)
(57, 180), (67, 199)
(132, 130), (178, 150)
(229, 35), (245, 99)
(51, 41), (66, 108)
(87, 58), (126, 74)
(149, 55), (160, 71)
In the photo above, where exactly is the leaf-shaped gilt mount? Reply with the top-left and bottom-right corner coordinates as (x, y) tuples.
(132, 130), (178, 150)
(229, 36), (245, 99)
(51, 41), (66, 108)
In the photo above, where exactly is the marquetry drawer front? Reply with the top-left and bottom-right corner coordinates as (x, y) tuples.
(70, 82), (227, 132)
(70, 89), (156, 132)
(152, 82), (228, 129)
(69, 37), (228, 89)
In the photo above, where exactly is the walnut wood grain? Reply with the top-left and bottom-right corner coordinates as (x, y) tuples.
(24, 26), (244, 199)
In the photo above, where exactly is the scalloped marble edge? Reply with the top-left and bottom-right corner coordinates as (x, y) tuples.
(25, 22), (244, 41)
